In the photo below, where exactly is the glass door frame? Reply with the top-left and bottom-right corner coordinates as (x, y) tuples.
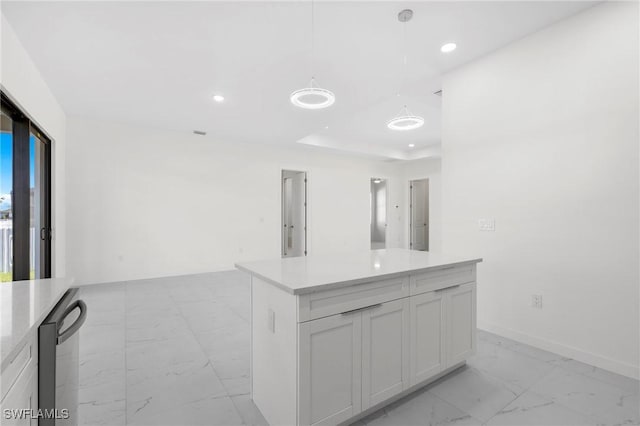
(1, 91), (52, 281)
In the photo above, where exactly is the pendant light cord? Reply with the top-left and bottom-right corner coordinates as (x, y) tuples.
(401, 19), (407, 98)
(310, 0), (315, 80)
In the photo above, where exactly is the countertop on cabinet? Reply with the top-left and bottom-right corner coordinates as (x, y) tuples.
(1, 277), (74, 371)
(235, 248), (482, 295)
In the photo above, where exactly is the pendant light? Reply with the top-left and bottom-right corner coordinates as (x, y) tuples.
(290, 0), (335, 109)
(387, 9), (424, 131)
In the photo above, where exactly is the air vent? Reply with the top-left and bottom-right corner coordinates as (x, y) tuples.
(193, 130), (207, 136)
(433, 90), (442, 97)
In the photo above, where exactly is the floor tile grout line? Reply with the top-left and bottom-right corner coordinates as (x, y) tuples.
(479, 332), (639, 394)
(166, 279), (249, 425)
(425, 390), (484, 424)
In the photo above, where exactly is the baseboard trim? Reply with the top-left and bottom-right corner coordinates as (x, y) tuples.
(478, 321), (639, 380)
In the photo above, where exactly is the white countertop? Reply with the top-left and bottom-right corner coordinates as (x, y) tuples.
(1, 277), (74, 371)
(235, 248), (482, 295)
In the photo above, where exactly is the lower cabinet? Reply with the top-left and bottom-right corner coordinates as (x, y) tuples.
(297, 283), (476, 426)
(1, 338), (38, 426)
(361, 298), (410, 410)
(298, 311), (363, 426)
(410, 290), (445, 385)
(410, 282), (477, 383)
(446, 283), (477, 367)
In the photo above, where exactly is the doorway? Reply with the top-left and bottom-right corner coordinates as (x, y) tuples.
(409, 179), (429, 251)
(370, 178), (387, 249)
(282, 170), (307, 257)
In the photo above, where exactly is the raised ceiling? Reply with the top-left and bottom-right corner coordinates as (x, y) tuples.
(2, 1), (596, 160)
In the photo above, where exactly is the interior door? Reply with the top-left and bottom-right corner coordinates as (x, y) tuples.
(445, 283), (477, 367)
(298, 313), (362, 426)
(410, 290), (445, 385)
(361, 299), (409, 409)
(282, 170), (306, 257)
(410, 179), (429, 251)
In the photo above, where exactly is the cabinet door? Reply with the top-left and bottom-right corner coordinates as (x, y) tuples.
(0, 363), (37, 426)
(299, 313), (362, 426)
(361, 299), (409, 410)
(410, 290), (445, 385)
(445, 283), (477, 367)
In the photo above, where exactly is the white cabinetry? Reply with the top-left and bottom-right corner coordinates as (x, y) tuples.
(246, 259), (480, 426)
(445, 283), (477, 368)
(299, 313), (362, 426)
(410, 290), (445, 385)
(409, 283), (477, 385)
(298, 298), (411, 425)
(361, 299), (410, 410)
(1, 334), (38, 426)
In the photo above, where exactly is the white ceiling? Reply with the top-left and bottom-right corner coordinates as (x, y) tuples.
(2, 1), (596, 160)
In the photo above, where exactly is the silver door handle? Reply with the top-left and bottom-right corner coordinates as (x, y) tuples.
(435, 284), (460, 292)
(341, 303), (382, 315)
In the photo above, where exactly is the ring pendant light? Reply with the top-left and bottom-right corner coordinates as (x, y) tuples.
(388, 9), (424, 131)
(290, 78), (335, 109)
(387, 105), (425, 131)
(290, 0), (335, 109)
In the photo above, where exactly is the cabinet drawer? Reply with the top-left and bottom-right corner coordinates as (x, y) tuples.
(298, 276), (409, 322)
(410, 264), (475, 296)
(1, 333), (36, 403)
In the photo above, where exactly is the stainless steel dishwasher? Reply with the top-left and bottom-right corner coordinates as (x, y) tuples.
(38, 288), (87, 426)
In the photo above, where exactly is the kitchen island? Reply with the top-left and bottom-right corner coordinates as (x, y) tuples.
(236, 249), (482, 426)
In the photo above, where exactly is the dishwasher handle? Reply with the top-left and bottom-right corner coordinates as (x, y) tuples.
(57, 299), (87, 345)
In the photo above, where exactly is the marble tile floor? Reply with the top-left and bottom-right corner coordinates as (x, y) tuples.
(78, 271), (639, 426)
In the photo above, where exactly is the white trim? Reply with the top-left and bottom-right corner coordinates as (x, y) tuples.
(477, 320), (639, 380)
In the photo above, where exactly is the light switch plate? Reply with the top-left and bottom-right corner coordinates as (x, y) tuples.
(478, 219), (496, 231)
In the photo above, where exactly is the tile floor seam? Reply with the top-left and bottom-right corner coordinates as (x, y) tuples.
(470, 341), (562, 426)
(522, 386), (614, 426)
(426, 390), (483, 424)
(167, 283), (248, 424)
(488, 335), (638, 396)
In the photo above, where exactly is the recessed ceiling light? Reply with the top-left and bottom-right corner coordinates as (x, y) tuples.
(441, 42), (457, 53)
(408, 144), (415, 148)
(373, 178), (382, 183)
(212, 94), (225, 103)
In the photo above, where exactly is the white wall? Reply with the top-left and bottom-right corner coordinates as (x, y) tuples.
(442, 2), (639, 378)
(66, 117), (406, 284)
(0, 14), (67, 277)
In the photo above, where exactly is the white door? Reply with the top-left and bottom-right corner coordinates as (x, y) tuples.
(282, 170), (306, 257)
(445, 283), (477, 367)
(410, 179), (429, 251)
(361, 299), (409, 409)
(299, 313), (362, 426)
(410, 290), (445, 385)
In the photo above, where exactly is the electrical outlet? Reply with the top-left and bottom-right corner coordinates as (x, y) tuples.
(478, 219), (496, 231)
(531, 294), (543, 309)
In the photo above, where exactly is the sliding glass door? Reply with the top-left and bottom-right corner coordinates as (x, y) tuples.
(0, 108), (13, 281)
(1, 93), (51, 282)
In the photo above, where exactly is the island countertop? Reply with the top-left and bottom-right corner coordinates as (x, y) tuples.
(1, 277), (74, 371)
(235, 248), (482, 295)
